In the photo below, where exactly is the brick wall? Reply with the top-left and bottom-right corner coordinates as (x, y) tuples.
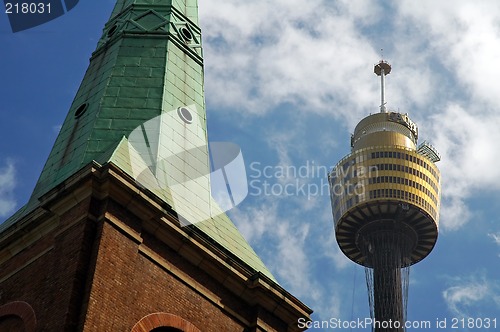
(0, 171), (310, 332)
(81, 199), (249, 331)
(0, 197), (96, 331)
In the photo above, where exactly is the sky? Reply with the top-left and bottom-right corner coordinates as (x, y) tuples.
(1, 1), (500, 331)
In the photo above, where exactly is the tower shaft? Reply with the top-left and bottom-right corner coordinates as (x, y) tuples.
(373, 265), (403, 332)
(361, 228), (413, 331)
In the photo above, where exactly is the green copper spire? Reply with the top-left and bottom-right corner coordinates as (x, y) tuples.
(3, 0), (276, 281)
(32, 0), (205, 199)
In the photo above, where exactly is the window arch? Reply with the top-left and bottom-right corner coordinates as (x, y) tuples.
(0, 301), (36, 332)
(131, 313), (200, 332)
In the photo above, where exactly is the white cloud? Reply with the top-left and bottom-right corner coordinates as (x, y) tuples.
(274, 220), (311, 292)
(443, 274), (500, 318)
(425, 102), (500, 230)
(438, 196), (471, 231)
(230, 202), (278, 243)
(488, 233), (500, 257)
(443, 282), (488, 317)
(230, 201), (312, 296)
(396, 0), (500, 107)
(489, 232), (500, 246)
(324, 239), (352, 271)
(200, 0), (382, 126)
(0, 160), (17, 218)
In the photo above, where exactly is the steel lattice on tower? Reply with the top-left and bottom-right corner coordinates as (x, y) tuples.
(329, 61), (441, 332)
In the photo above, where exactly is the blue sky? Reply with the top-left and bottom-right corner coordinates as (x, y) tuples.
(1, 1), (500, 331)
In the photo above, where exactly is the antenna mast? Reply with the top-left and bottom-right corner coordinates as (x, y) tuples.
(374, 59), (392, 113)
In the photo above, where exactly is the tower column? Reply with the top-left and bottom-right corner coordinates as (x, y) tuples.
(372, 247), (404, 332)
(360, 228), (411, 332)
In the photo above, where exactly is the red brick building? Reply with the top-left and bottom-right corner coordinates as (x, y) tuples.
(0, 1), (311, 331)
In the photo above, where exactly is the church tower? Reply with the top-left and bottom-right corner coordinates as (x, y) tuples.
(0, 1), (311, 331)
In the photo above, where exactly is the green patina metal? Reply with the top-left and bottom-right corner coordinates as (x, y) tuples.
(2, 0), (276, 282)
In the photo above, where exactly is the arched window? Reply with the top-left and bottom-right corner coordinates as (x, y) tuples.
(131, 313), (200, 332)
(0, 301), (36, 332)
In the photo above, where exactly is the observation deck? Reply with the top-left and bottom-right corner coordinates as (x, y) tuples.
(330, 110), (441, 267)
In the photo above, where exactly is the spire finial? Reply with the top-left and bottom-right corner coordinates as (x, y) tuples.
(374, 59), (391, 113)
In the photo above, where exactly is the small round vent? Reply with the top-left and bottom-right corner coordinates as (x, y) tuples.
(179, 26), (193, 42)
(177, 107), (193, 124)
(74, 103), (88, 118)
